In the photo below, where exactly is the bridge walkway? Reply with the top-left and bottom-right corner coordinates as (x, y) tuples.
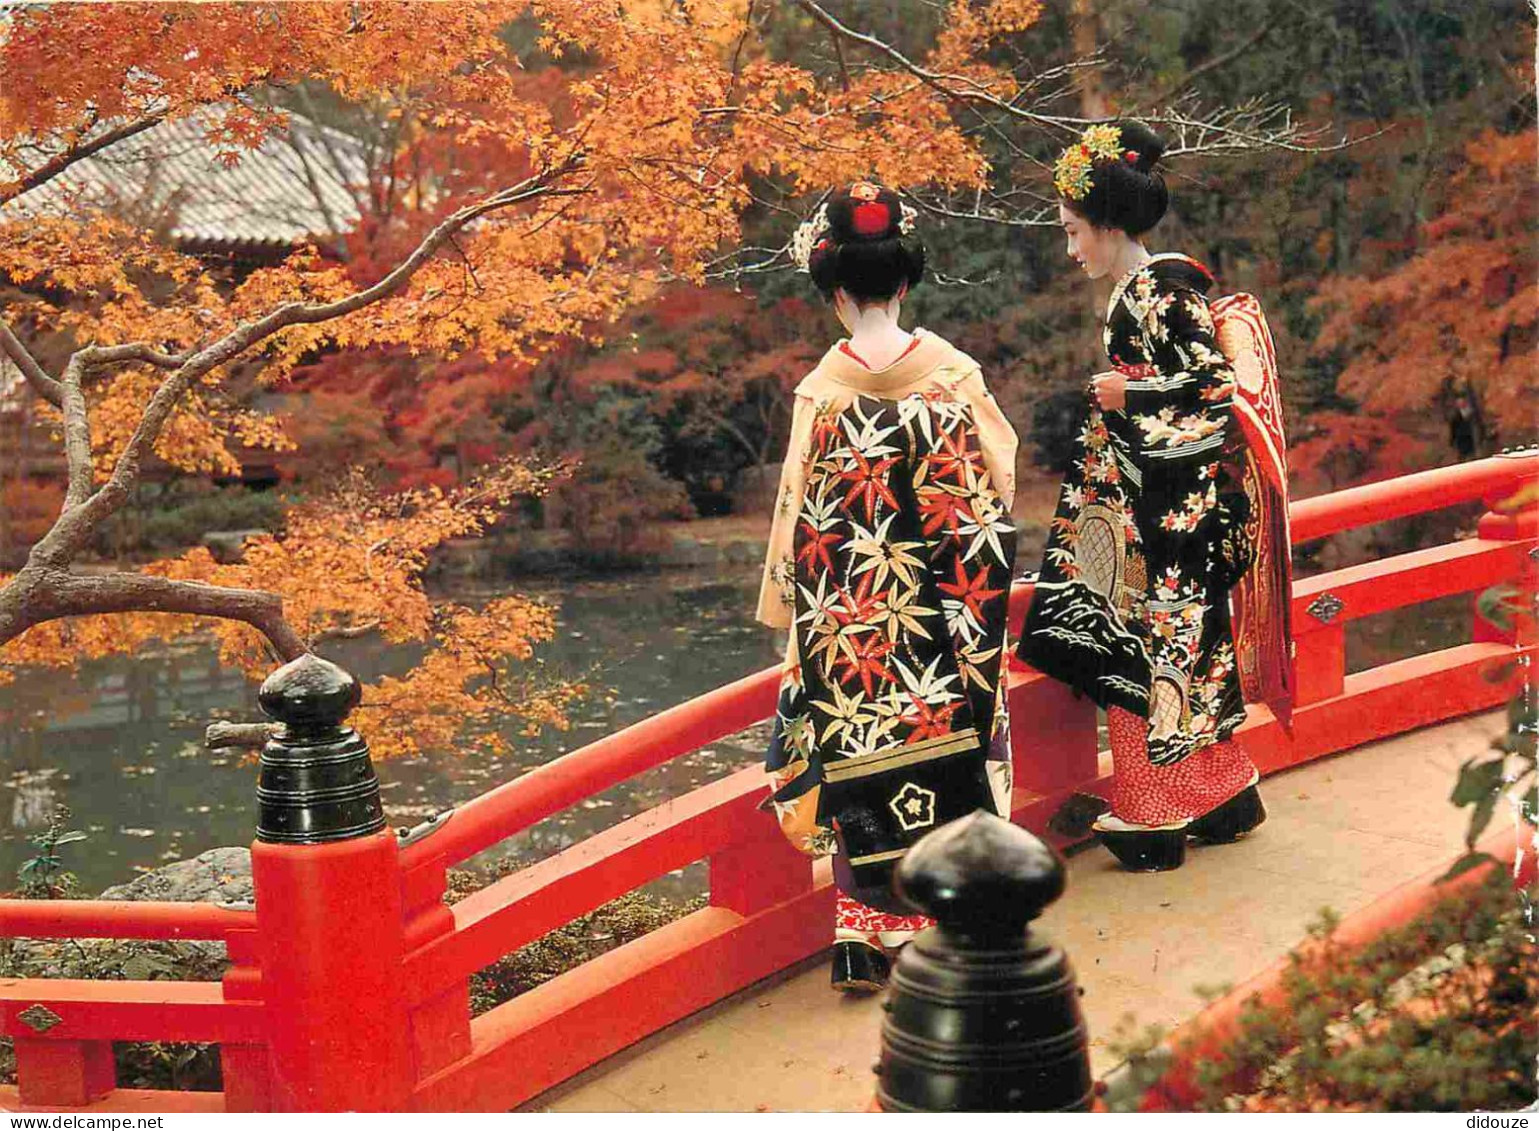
(528, 711), (1505, 1112)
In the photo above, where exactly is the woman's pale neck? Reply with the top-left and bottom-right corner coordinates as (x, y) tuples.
(1107, 238), (1152, 287)
(844, 298), (914, 370)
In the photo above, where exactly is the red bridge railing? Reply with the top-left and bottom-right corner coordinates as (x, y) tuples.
(1, 451), (1534, 1112)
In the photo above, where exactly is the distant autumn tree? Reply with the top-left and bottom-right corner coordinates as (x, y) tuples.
(1310, 128), (1538, 452)
(0, 0), (1063, 754)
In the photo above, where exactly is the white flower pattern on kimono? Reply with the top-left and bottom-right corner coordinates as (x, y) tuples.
(1133, 406), (1225, 450)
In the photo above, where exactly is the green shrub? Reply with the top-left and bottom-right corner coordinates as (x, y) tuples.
(1165, 872), (1535, 1112)
(91, 482), (289, 558)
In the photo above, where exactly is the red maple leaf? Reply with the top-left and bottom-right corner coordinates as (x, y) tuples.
(795, 522), (841, 574)
(833, 633), (898, 698)
(938, 559), (1005, 620)
(925, 424), (985, 483)
(836, 451), (901, 524)
(917, 487), (974, 542)
(901, 694), (960, 742)
(830, 572), (884, 632)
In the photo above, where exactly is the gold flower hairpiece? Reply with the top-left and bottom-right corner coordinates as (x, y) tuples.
(1053, 124), (1138, 201)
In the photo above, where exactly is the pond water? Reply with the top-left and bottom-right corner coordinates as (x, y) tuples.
(0, 547), (1484, 899)
(0, 568), (781, 896)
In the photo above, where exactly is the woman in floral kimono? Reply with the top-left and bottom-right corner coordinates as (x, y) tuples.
(756, 183), (1019, 991)
(1018, 122), (1268, 872)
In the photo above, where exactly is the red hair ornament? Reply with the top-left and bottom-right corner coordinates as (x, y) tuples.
(851, 201), (892, 236)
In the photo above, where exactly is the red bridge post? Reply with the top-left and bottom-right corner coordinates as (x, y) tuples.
(249, 654), (413, 1112)
(1474, 448), (1538, 645)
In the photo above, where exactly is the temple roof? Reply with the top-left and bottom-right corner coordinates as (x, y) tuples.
(1, 102), (368, 252)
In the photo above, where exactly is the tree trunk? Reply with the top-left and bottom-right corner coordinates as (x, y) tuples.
(1072, 0), (1108, 118)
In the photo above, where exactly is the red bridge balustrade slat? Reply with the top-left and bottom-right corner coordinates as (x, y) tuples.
(0, 1085), (226, 1114)
(1237, 641), (1525, 774)
(409, 894), (834, 1112)
(0, 979), (264, 1043)
(1291, 537), (1531, 628)
(0, 901), (252, 941)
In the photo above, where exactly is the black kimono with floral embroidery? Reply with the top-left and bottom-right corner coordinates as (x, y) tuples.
(765, 392), (1016, 895)
(1019, 254), (1253, 765)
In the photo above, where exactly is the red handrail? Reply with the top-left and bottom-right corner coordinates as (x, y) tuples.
(1290, 449), (1537, 543)
(0, 900), (251, 940)
(407, 665), (782, 869)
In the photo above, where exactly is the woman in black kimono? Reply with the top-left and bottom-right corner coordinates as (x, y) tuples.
(757, 184), (1019, 990)
(1018, 122), (1267, 872)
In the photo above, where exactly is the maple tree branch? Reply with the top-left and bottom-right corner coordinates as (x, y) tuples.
(0, 317), (64, 407)
(827, 20), (852, 92)
(27, 159), (587, 570)
(281, 129), (351, 260)
(726, 0), (757, 106)
(793, 0), (1354, 160)
(0, 566), (307, 659)
(205, 720), (279, 751)
(0, 111), (168, 207)
(313, 620), (383, 642)
(1153, 101), (1371, 157)
(78, 343), (190, 370)
(910, 192), (1058, 228)
(58, 357), (95, 509)
(793, 0), (1069, 130)
(294, 84), (373, 218)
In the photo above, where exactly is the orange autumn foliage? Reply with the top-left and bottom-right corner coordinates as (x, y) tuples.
(1, 1), (1032, 477)
(1311, 129), (1537, 439)
(1, 460), (576, 758)
(1287, 411), (1433, 492)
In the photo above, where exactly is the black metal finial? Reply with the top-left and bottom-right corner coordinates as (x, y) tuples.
(256, 653), (385, 845)
(877, 810), (1092, 1113)
(259, 653), (362, 731)
(895, 808), (1066, 936)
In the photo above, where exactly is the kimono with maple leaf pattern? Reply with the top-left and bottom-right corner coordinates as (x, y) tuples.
(1019, 254), (1255, 767)
(755, 330), (1019, 899)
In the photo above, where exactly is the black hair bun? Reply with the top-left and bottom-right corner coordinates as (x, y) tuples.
(1121, 121), (1167, 174)
(1063, 121), (1170, 237)
(806, 182), (925, 303)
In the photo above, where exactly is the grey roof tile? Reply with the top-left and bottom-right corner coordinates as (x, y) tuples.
(2, 103), (367, 248)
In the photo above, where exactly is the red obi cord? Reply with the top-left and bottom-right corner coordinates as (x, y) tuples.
(1106, 706), (1257, 824)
